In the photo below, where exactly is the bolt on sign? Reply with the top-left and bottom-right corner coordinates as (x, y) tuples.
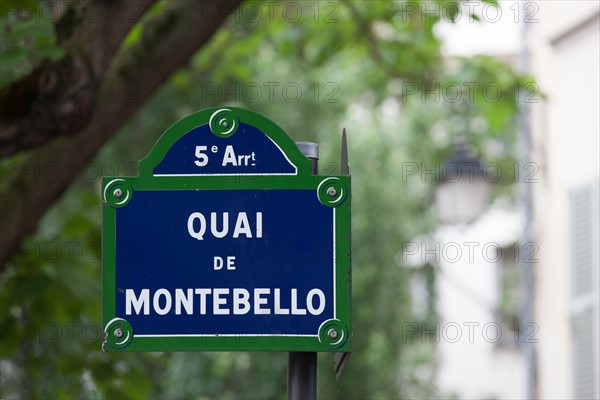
(102, 108), (351, 352)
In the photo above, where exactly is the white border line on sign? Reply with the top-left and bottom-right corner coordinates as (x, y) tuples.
(333, 207), (336, 320)
(131, 204), (337, 339)
(153, 173), (296, 177)
(135, 334), (319, 338)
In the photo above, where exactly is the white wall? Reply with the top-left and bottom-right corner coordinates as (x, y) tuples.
(434, 2), (600, 398)
(433, 3), (528, 398)
(435, 208), (527, 399)
(529, 2), (600, 398)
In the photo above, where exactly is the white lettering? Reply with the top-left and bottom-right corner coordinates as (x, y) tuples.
(214, 256), (224, 270)
(211, 212), (229, 238)
(187, 212), (206, 240)
(256, 212), (262, 238)
(291, 288), (306, 315)
(188, 212), (263, 240)
(213, 288), (230, 315)
(254, 288), (270, 314)
(175, 288), (193, 315)
(222, 145), (237, 166)
(153, 288), (172, 315)
(123, 287), (327, 317)
(221, 146), (254, 167)
(195, 288), (211, 315)
(125, 289), (149, 315)
(274, 288), (290, 315)
(233, 212), (252, 238)
(306, 289), (325, 315)
(233, 288), (251, 314)
(227, 256), (236, 270)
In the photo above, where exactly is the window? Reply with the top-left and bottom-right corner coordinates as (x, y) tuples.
(569, 181), (600, 400)
(495, 245), (521, 349)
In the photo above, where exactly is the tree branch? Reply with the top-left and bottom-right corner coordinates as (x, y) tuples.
(342, 1), (437, 88)
(0, 0), (155, 156)
(0, 0), (242, 270)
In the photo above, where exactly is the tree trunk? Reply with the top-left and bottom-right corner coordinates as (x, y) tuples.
(0, 0), (242, 270)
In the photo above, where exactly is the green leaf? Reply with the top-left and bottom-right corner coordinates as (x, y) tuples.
(0, 0), (38, 17)
(0, 47), (27, 65)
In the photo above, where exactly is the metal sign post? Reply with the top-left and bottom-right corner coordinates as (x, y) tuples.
(101, 108), (351, 396)
(288, 142), (319, 400)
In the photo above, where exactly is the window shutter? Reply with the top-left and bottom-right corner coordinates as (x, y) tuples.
(569, 180), (600, 400)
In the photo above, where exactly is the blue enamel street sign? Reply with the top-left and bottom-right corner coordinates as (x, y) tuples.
(102, 108), (351, 352)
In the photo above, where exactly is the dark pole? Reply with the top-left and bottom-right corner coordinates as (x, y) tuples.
(288, 352), (317, 399)
(289, 141), (319, 400)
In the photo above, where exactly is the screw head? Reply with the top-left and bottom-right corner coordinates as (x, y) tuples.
(327, 329), (338, 339)
(327, 187), (337, 197)
(113, 188), (123, 198)
(114, 328), (123, 338)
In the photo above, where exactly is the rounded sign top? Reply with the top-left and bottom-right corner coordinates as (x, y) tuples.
(138, 107), (312, 177)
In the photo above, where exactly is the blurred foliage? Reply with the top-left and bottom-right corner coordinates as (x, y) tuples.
(0, 0), (534, 399)
(0, 1), (63, 88)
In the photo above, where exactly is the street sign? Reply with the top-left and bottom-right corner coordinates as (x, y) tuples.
(102, 108), (351, 352)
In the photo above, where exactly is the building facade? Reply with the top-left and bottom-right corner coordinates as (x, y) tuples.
(529, 3), (600, 399)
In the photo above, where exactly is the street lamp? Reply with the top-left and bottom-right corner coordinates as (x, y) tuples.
(435, 141), (491, 225)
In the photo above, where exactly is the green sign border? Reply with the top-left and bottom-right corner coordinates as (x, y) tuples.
(102, 107), (351, 353)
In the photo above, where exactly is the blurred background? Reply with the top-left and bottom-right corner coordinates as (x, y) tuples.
(0, 1), (598, 399)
